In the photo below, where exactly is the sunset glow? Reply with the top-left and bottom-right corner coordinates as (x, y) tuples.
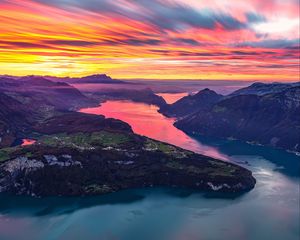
(0, 0), (299, 81)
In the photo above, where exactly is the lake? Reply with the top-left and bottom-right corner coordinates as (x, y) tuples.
(1, 97), (299, 240)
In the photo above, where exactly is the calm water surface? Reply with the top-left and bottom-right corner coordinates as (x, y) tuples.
(156, 92), (188, 104)
(1, 96), (299, 240)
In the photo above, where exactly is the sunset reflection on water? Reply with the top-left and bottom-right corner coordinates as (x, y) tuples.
(80, 100), (228, 160)
(21, 139), (36, 146)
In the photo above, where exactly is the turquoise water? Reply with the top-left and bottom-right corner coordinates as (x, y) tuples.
(1, 100), (299, 240)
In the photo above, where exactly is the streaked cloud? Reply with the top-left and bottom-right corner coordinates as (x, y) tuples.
(42, 40), (98, 46)
(0, 0), (299, 80)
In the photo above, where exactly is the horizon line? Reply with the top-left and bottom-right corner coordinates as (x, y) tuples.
(0, 74), (298, 83)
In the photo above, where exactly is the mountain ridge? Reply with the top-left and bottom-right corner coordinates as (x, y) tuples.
(159, 88), (223, 117)
(174, 85), (300, 152)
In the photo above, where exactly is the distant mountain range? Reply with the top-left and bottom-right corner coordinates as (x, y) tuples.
(45, 74), (124, 84)
(1, 74), (125, 84)
(0, 92), (31, 147)
(160, 82), (300, 152)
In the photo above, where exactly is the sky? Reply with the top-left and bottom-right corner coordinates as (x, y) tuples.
(0, 0), (299, 81)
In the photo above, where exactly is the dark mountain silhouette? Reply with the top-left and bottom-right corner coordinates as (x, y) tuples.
(175, 86), (300, 152)
(159, 88), (223, 117)
(91, 88), (167, 107)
